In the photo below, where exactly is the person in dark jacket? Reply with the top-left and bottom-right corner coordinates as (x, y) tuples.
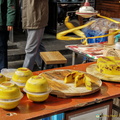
(0, 0), (16, 71)
(22, 0), (48, 71)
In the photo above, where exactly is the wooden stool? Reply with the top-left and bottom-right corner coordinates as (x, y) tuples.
(40, 51), (67, 70)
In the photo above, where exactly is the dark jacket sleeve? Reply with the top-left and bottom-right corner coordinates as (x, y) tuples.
(7, 0), (16, 26)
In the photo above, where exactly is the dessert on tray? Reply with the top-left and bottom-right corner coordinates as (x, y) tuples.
(86, 56), (120, 82)
(39, 69), (102, 98)
(97, 56), (120, 75)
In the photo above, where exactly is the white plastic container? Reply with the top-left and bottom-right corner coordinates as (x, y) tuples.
(23, 88), (51, 102)
(115, 42), (120, 50)
(1, 68), (16, 81)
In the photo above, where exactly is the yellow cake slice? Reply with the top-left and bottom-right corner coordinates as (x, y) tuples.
(64, 71), (84, 83)
(97, 56), (120, 75)
(74, 73), (84, 87)
(84, 74), (92, 90)
(71, 71), (83, 79)
(64, 73), (74, 83)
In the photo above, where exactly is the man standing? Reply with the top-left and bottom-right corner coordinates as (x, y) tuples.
(0, 0), (16, 71)
(22, 0), (48, 71)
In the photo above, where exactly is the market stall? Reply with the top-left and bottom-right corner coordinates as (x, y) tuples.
(0, 62), (120, 120)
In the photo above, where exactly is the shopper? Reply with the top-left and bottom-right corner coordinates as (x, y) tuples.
(22, 0), (48, 71)
(0, 0), (16, 71)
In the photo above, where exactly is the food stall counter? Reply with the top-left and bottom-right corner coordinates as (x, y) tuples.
(0, 62), (120, 120)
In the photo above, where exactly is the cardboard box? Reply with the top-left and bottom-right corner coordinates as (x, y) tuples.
(103, 45), (120, 57)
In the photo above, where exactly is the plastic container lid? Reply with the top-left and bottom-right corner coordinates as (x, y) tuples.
(11, 80), (26, 87)
(0, 93), (23, 103)
(1, 68), (16, 79)
(23, 88), (51, 96)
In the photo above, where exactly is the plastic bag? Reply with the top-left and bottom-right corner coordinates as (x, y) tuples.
(82, 18), (120, 43)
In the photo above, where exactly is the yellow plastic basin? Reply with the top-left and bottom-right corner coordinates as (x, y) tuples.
(0, 81), (22, 100)
(25, 75), (49, 93)
(12, 67), (33, 84)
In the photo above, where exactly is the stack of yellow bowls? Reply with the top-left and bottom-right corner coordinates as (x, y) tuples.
(23, 75), (51, 102)
(11, 67), (33, 90)
(0, 81), (23, 110)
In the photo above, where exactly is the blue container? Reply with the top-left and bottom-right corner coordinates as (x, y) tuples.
(51, 113), (65, 120)
(42, 117), (50, 120)
(82, 28), (108, 44)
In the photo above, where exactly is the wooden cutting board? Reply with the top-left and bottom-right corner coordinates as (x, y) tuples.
(39, 69), (102, 98)
(86, 64), (120, 82)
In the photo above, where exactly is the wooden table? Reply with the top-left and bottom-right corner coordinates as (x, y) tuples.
(65, 44), (104, 65)
(1, 62), (120, 120)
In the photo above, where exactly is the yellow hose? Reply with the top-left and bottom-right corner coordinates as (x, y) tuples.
(57, 14), (120, 44)
(64, 16), (88, 45)
(57, 29), (120, 40)
(56, 20), (95, 40)
(97, 14), (120, 24)
(64, 16), (86, 37)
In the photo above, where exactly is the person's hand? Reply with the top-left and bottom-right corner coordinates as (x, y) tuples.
(7, 26), (13, 31)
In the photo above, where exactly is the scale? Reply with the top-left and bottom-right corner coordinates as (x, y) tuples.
(76, 0), (98, 18)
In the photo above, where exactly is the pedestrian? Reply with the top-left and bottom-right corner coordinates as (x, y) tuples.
(22, 0), (48, 71)
(0, 0), (16, 71)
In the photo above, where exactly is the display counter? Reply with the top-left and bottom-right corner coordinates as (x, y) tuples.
(0, 62), (120, 120)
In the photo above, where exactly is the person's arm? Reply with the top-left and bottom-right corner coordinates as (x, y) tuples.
(7, 0), (16, 31)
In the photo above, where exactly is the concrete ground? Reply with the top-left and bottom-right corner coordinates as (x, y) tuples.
(8, 30), (85, 71)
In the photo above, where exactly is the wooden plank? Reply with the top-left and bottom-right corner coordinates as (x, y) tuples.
(40, 51), (67, 64)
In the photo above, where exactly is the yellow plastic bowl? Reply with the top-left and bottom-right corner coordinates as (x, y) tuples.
(0, 81), (22, 100)
(12, 67), (33, 84)
(0, 73), (6, 83)
(25, 75), (49, 93)
(0, 94), (23, 110)
(24, 88), (51, 102)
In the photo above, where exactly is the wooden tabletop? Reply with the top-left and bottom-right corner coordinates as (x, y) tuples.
(1, 62), (120, 120)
